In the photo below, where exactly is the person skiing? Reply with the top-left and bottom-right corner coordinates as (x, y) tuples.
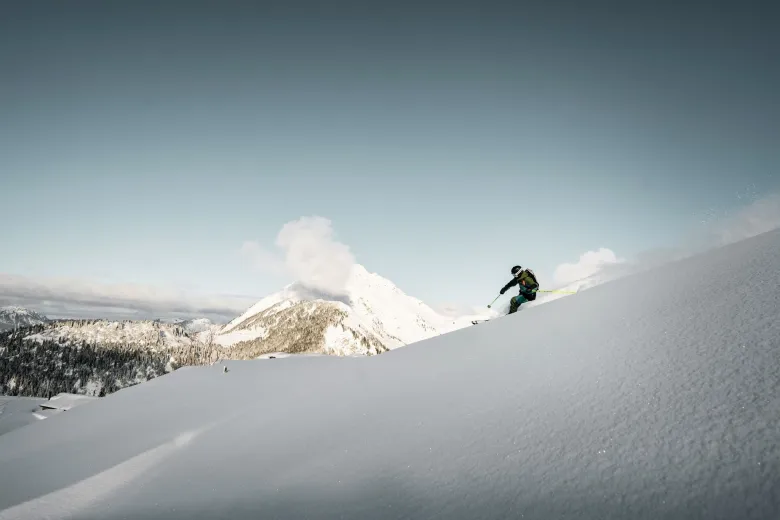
(499, 265), (539, 314)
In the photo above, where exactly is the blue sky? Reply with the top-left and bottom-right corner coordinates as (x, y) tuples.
(1, 1), (778, 319)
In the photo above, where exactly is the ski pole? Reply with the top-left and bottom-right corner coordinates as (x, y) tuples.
(487, 294), (501, 308)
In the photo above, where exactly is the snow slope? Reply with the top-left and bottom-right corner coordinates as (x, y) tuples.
(0, 307), (49, 332)
(0, 229), (778, 519)
(215, 264), (483, 356)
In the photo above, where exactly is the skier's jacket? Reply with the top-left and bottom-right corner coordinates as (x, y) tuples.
(501, 269), (539, 299)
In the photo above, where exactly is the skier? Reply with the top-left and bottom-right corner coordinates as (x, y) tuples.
(499, 265), (539, 314)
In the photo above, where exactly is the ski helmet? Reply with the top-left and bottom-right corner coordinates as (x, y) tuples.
(511, 265), (522, 276)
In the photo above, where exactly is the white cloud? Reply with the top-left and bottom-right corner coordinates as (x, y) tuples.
(241, 216), (356, 297)
(552, 248), (625, 286)
(0, 273), (257, 322)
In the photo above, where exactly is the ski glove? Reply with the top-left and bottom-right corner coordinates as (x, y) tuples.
(499, 287), (506, 295)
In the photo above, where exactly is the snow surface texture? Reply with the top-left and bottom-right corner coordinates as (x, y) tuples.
(0, 397), (48, 437)
(0, 230), (779, 519)
(215, 264), (488, 355)
(0, 307), (49, 332)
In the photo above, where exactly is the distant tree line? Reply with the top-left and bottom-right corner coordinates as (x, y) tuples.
(0, 325), (170, 398)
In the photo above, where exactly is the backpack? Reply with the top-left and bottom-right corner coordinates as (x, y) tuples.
(523, 268), (539, 289)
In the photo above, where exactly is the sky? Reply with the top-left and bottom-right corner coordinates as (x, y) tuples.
(1, 0), (779, 321)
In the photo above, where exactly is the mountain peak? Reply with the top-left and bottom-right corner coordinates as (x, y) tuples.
(0, 306), (50, 331)
(347, 263), (397, 288)
(216, 264), (473, 357)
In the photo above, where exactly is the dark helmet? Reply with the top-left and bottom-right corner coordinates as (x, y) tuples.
(511, 265), (522, 277)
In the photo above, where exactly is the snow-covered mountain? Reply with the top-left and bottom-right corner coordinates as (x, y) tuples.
(0, 265), (594, 368)
(155, 317), (217, 334)
(0, 306), (49, 331)
(0, 268), (486, 400)
(1, 229), (777, 519)
(179, 318), (216, 334)
(1, 265), (489, 400)
(215, 264), (483, 357)
(6, 265), (482, 361)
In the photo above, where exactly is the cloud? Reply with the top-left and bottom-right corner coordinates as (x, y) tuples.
(552, 248), (626, 286)
(0, 274), (258, 322)
(241, 216), (356, 296)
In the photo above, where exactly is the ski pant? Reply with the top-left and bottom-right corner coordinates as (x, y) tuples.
(509, 290), (536, 314)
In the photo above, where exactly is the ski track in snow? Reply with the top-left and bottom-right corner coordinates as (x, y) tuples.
(0, 429), (201, 520)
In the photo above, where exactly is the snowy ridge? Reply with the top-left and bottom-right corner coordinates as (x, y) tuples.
(217, 264), (479, 356)
(23, 319), (220, 352)
(0, 306), (49, 332)
(156, 317), (216, 334)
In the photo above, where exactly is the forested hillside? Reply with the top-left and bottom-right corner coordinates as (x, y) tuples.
(0, 325), (172, 398)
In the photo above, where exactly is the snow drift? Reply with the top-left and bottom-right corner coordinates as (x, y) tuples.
(0, 230), (778, 519)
